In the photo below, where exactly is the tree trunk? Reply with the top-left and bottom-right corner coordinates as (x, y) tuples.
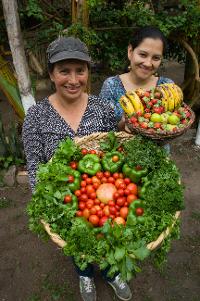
(1, 0), (36, 114)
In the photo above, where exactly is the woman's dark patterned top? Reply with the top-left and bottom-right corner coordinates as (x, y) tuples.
(22, 95), (118, 191)
(99, 75), (174, 121)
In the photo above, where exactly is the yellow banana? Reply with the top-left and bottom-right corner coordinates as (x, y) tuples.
(119, 95), (135, 116)
(173, 84), (183, 107)
(126, 91), (144, 113)
(167, 84), (180, 109)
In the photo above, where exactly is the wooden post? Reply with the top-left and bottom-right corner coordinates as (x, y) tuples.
(2, 0), (36, 114)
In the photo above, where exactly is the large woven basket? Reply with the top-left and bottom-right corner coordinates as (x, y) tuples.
(41, 132), (181, 255)
(125, 103), (195, 142)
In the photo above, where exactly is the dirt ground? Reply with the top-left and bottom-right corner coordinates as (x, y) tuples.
(0, 62), (200, 301)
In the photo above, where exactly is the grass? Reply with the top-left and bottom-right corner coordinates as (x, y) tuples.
(0, 197), (12, 209)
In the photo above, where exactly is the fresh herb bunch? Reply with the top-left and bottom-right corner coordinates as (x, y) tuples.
(123, 135), (167, 170)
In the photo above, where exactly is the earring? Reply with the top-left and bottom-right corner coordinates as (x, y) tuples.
(128, 65), (131, 71)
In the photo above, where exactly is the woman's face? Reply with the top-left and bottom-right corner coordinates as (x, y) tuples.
(49, 60), (88, 101)
(128, 37), (163, 80)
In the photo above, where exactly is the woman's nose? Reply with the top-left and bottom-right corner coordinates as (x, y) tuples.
(68, 72), (78, 84)
(144, 57), (153, 67)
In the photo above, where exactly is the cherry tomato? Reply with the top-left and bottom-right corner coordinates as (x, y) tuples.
(79, 201), (85, 210)
(100, 203), (105, 209)
(117, 146), (123, 152)
(110, 214), (115, 220)
(94, 205), (101, 211)
(124, 188), (130, 196)
(99, 216), (109, 227)
(113, 173), (119, 179)
(108, 200), (115, 206)
(118, 183), (126, 190)
(120, 207), (129, 219)
(127, 194), (137, 204)
(103, 205), (110, 216)
(80, 187), (86, 193)
(116, 197), (125, 207)
(135, 207), (144, 216)
(112, 155), (119, 162)
(86, 178), (93, 185)
(97, 209), (103, 218)
(101, 177), (107, 183)
(86, 185), (95, 195)
(70, 161), (77, 169)
(89, 150), (97, 154)
(118, 173), (124, 179)
(113, 217), (126, 225)
(107, 177), (115, 184)
(127, 183), (138, 195)
(82, 173), (88, 180)
(124, 178), (131, 185)
(115, 178), (124, 188)
(86, 200), (94, 209)
(109, 206), (117, 215)
(68, 175), (74, 183)
(89, 215), (99, 226)
(74, 190), (81, 197)
(93, 182), (100, 190)
(113, 192), (120, 200)
(96, 171), (103, 179)
(117, 189), (124, 196)
(91, 176), (101, 184)
(80, 194), (88, 202)
(104, 171), (111, 178)
(94, 198), (100, 205)
(90, 192), (97, 200)
(81, 148), (88, 155)
(90, 206), (97, 215)
(81, 181), (87, 187)
(76, 210), (83, 217)
(64, 195), (72, 203)
(82, 208), (90, 219)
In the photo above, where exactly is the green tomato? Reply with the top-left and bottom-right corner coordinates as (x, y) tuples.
(150, 113), (162, 123)
(168, 114), (180, 125)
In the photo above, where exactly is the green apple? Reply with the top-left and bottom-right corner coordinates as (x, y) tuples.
(168, 114), (180, 125)
(161, 113), (169, 124)
(150, 113), (162, 123)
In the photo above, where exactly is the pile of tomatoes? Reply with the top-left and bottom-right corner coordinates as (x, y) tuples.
(69, 171), (141, 227)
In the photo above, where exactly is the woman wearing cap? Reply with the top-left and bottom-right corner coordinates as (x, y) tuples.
(22, 37), (132, 301)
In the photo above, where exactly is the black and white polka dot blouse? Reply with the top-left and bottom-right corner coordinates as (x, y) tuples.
(22, 95), (118, 191)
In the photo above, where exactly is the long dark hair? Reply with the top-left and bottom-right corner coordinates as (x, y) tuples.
(129, 26), (167, 54)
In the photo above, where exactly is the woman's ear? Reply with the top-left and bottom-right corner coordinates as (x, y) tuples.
(127, 45), (133, 61)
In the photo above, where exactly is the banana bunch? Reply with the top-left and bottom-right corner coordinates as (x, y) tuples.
(119, 91), (144, 116)
(157, 83), (183, 112)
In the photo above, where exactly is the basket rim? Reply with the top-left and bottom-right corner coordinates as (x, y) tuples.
(125, 103), (195, 141)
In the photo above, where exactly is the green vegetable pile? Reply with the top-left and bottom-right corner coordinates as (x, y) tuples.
(27, 133), (184, 281)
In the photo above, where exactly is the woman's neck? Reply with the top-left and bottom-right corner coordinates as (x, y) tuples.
(120, 71), (158, 91)
(49, 92), (88, 110)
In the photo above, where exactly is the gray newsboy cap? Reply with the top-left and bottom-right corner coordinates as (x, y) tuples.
(47, 37), (91, 64)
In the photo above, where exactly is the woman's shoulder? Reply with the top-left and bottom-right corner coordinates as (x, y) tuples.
(102, 75), (121, 86)
(157, 76), (174, 85)
(89, 95), (114, 109)
(26, 97), (49, 118)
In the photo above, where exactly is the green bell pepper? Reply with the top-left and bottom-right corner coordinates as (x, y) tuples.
(122, 164), (148, 183)
(101, 151), (124, 173)
(126, 199), (145, 225)
(78, 154), (101, 176)
(138, 177), (151, 199)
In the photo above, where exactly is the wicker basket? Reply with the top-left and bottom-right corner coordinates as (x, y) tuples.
(125, 103), (195, 142)
(41, 132), (181, 254)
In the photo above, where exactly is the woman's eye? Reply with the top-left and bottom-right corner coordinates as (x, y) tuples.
(153, 56), (161, 61)
(139, 53), (146, 57)
(77, 69), (85, 74)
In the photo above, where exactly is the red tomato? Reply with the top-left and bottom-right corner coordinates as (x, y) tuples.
(101, 177), (107, 183)
(96, 171), (103, 179)
(118, 173), (124, 179)
(116, 197), (125, 207)
(68, 175), (74, 183)
(113, 192), (120, 200)
(108, 200), (115, 206)
(93, 182), (100, 190)
(74, 190), (81, 197)
(64, 195), (72, 203)
(82, 208), (90, 219)
(76, 210), (83, 217)
(81, 173), (88, 180)
(104, 171), (111, 178)
(80, 187), (86, 193)
(124, 188), (130, 196)
(81, 148), (88, 155)
(90, 192), (96, 200)
(100, 203), (105, 209)
(118, 183), (126, 190)
(117, 146), (123, 152)
(109, 206), (117, 215)
(86, 178), (92, 185)
(127, 183), (138, 195)
(94, 199), (100, 205)
(113, 173), (119, 179)
(79, 201), (85, 210)
(110, 214), (115, 220)
(107, 177), (115, 184)
(97, 209), (103, 218)
(94, 205), (101, 211)
(115, 178), (124, 188)
(124, 201), (128, 207)
(120, 207), (129, 219)
(79, 194), (87, 202)
(118, 189), (124, 196)
(89, 149), (96, 154)
(135, 207), (144, 216)
(81, 181), (87, 187)
(90, 206), (97, 215)
(127, 194), (137, 204)
(115, 204), (120, 210)
(103, 205), (110, 216)
(99, 216), (109, 227)
(86, 200), (94, 209)
(124, 178), (131, 185)
(86, 185), (95, 195)
(89, 215), (99, 226)
(70, 161), (77, 169)
(113, 217), (126, 225)
(91, 176), (101, 184)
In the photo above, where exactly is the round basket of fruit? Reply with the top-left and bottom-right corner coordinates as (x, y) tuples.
(27, 132), (184, 280)
(120, 83), (195, 141)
